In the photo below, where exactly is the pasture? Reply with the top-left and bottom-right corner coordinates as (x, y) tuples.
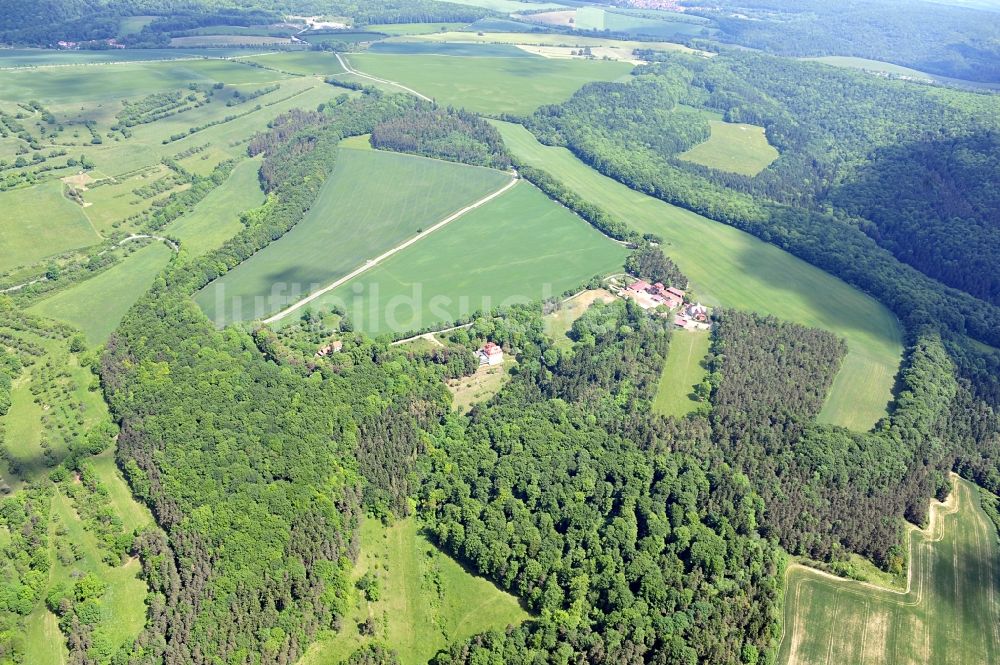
(168, 157), (265, 256)
(29, 241), (173, 344)
(778, 477), (1000, 665)
(196, 146), (511, 326)
(298, 517), (528, 665)
(495, 121), (903, 431)
(653, 329), (711, 417)
(678, 120), (780, 176)
(343, 52), (632, 115)
(0, 181), (101, 273)
(301, 182), (627, 334)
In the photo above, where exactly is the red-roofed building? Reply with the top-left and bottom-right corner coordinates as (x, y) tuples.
(479, 342), (504, 366)
(628, 280), (651, 293)
(665, 287), (685, 300)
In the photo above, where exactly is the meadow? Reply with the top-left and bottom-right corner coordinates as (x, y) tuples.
(298, 181), (628, 334)
(392, 30), (705, 56)
(196, 146), (512, 326)
(367, 41), (536, 57)
(805, 56), (1000, 91)
(575, 6), (714, 39)
(653, 329), (711, 418)
(495, 121), (903, 431)
(0, 181), (101, 272)
(678, 119), (780, 176)
(543, 288), (616, 349)
(343, 52), (632, 115)
(29, 241), (174, 344)
(778, 477), (1000, 665)
(167, 157), (265, 256)
(298, 517), (528, 665)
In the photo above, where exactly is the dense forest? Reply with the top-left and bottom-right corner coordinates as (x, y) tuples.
(423, 301), (782, 664)
(683, 0), (1000, 83)
(371, 108), (512, 170)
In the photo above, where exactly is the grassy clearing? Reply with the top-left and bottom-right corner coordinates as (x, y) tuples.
(448, 359), (514, 412)
(543, 288), (616, 349)
(0, 181), (100, 272)
(495, 121), (902, 431)
(678, 120), (779, 176)
(653, 329), (711, 418)
(344, 52), (632, 115)
(168, 157), (264, 255)
(299, 181), (627, 334)
(778, 477), (1000, 665)
(298, 517), (528, 665)
(197, 146), (511, 326)
(90, 451), (154, 534)
(29, 242), (173, 344)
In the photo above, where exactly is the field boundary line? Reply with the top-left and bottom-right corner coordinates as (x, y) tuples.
(777, 474), (965, 658)
(262, 176), (519, 324)
(334, 53), (433, 102)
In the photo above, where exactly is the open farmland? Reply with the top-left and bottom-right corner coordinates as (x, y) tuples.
(495, 121), (903, 431)
(341, 52), (633, 115)
(654, 329), (712, 418)
(575, 6), (715, 39)
(196, 146), (511, 326)
(392, 30), (706, 55)
(298, 181), (628, 334)
(678, 119), (780, 176)
(167, 157), (265, 255)
(29, 241), (173, 344)
(0, 181), (100, 272)
(431, 0), (567, 10)
(298, 517), (528, 665)
(778, 477), (1000, 665)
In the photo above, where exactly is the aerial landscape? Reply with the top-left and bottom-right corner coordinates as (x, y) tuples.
(0, 1), (998, 664)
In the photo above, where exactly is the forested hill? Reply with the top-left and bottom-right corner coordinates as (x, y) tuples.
(527, 51), (1000, 355)
(0, 0), (490, 44)
(683, 0), (1000, 83)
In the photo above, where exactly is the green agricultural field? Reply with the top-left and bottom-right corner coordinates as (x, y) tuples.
(29, 242), (173, 344)
(432, 0), (567, 11)
(169, 35), (293, 47)
(678, 120), (779, 176)
(343, 52), (632, 115)
(368, 41), (536, 57)
(168, 157), (265, 256)
(778, 477), (1000, 665)
(575, 6), (714, 39)
(367, 22), (471, 35)
(495, 121), (902, 431)
(197, 146), (511, 326)
(0, 181), (100, 273)
(299, 517), (528, 665)
(392, 31), (705, 55)
(238, 50), (346, 75)
(653, 329), (711, 418)
(301, 182), (627, 334)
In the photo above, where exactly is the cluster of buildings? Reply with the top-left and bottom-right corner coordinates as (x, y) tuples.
(624, 278), (712, 330)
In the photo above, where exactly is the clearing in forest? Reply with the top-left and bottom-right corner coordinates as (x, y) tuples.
(778, 477), (1000, 665)
(543, 288), (617, 349)
(653, 328), (712, 418)
(297, 517), (528, 665)
(29, 242), (173, 344)
(341, 52), (633, 115)
(167, 157), (265, 256)
(0, 181), (101, 273)
(196, 144), (512, 326)
(494, 120), (902, 431)
(678, 119), (780, 176)
(294, 181), (628, 334)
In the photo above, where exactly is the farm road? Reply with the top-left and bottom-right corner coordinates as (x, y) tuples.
(334, 52), (433, 101)
(263, 176), (519, 324)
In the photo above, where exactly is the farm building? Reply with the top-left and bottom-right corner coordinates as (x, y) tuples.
(315, 340), (343, 357)
(626, 279), (685, 310)
(479, 342), (504, 366)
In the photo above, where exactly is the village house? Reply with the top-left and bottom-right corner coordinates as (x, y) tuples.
(625, 279), (685, 310)
(479, 341), (504, 366)
(315, 340), (343, 357)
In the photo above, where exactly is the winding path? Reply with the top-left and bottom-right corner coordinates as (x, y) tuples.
(118, 234), (179, 252)
(263, 176), (519, 324)
(334, 52), (433, 102)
